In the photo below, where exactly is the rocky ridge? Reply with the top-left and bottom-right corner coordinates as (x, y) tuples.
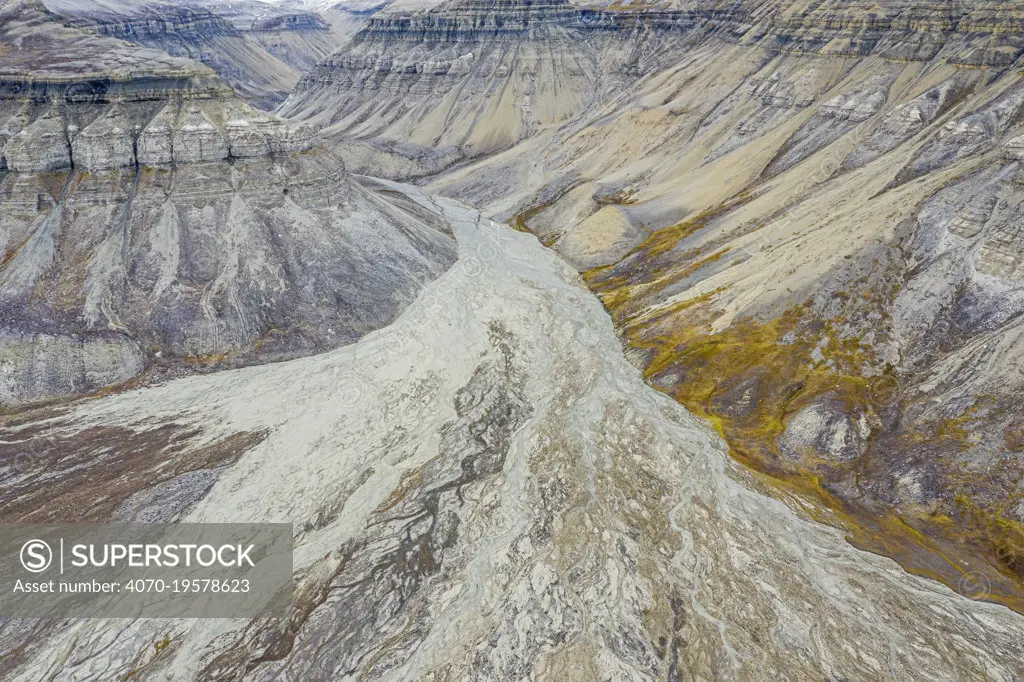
(1, 97), (318, 172)
(251, 12), (330, 33)
(282, 0), (1024, 173)
(277, 0), (615, 175)
(45, 1), (306, 110)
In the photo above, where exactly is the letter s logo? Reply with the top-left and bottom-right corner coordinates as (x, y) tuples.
(20, 540), (52, 573)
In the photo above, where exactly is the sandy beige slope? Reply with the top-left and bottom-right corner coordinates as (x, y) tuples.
(281, 0), (1024, 611)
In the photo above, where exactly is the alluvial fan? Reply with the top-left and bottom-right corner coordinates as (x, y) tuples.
(2, 182), (1023, 680)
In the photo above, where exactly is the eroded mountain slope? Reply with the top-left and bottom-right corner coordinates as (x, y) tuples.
(249, 10), (355, 74)
(2, 182), (1023, 681)
(48, 1), (302, 110)
(41, 0), (363, 110)
(0, 0), (457, 408)
(281, 0), (1024, 610)
(277, 0), (620, 176)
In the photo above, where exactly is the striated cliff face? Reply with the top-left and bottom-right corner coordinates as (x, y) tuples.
(0, 97), (318, 173)
(277, 0), (612, 173)
(0, 0), (458, 408)
(0, 0), (208, 82)
(44, 1), (304, 110)
(251, 12), (330, 33)
(282, 0), (1024, 173)
(281, 0), (1024, 612)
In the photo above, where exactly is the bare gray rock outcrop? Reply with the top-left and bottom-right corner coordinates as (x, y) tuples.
(45, 2), (302, 110)
(0, 0), (459, 407)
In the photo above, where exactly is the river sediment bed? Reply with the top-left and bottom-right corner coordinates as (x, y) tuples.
(3, 182), (1024, 680)
(4, 0), (1024, 678)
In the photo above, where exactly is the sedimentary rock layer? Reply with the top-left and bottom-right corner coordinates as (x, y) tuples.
(0, 0), (458, 407)
(249, 9), (363, 75)
(0, 0), (208, 84)
(1, 97), (318, 172)
(42, 1), (304, 110)
(282, 0), (1024, 154)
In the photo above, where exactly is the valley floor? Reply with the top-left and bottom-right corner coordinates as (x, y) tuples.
(3, 180), (1023, 680)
